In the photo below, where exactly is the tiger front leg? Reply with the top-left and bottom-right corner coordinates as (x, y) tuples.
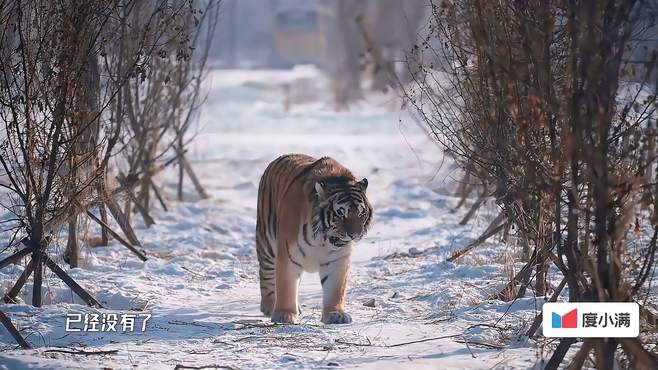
(319, 255), (352, 324)
(271, 245), (304, 324)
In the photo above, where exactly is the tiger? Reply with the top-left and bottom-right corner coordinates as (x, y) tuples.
(256, 154), (373, 324)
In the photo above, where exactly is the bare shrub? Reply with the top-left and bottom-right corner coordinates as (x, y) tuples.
(0, 0), (218, 346)
(407, 0), (658, 367)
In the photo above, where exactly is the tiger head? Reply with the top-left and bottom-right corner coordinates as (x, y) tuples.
(312, 176), (372, 249)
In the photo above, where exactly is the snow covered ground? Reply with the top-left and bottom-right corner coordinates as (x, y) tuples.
(1, 66), (555, 369)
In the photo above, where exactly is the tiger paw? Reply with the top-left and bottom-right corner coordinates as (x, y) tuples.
(260, 298), (274, 317)
(271, 309), (298, 324)
(321, 310), (352, 324)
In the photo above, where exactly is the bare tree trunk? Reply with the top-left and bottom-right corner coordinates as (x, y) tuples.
(178, 150), (209, 199)
(459, 187), (487, 225)
(32, 249), (42, 307)
(123, 196), (132, 225)
(151, 179), (168, 211)
(545, 338), (577, 370)
(86, 209), (147, 261)
(98, 203), (109, 246)
(178, 137), (184, 201)
(3, 257), (37, 304)
(0, 248), (32, 270)
(0, 311), (30, 348)
(105, 196), (141, 247)
(128, 191), (155, 226)
(67, 216), (79, 268)
(332, 0), (366, 110)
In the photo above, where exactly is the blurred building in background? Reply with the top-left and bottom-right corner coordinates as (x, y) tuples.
(208, 0), (425, 70)
(206, 0), (657, 108)
(206, 0), (426, 109)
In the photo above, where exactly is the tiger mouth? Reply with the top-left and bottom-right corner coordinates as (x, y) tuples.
(328, 236), (348, 248)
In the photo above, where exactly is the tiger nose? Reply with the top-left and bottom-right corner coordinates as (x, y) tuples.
(345, 223), (362, 239)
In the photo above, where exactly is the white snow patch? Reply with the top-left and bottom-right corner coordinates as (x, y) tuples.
(0, 67), (579, 369)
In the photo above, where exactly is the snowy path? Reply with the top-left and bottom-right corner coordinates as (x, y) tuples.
(1, 68), (543, 369)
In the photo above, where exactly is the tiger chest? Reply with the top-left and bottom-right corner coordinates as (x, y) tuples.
(285, 222), (349, 273)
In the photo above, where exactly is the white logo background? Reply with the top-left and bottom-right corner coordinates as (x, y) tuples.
(542, 302), (639, 338)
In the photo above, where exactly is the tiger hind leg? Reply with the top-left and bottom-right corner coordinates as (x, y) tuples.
(256, 233), (276, 316)
(271, 244), (304, 324)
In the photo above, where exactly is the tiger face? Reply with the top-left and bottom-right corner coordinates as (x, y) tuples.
(312, 176), (372, 249)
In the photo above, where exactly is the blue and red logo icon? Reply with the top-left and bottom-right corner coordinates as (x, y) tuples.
(552, 308), (578, 328)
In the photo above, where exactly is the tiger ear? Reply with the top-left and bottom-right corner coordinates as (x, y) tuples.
(357, 178), (368, 191)
(315, 181), (327, 199)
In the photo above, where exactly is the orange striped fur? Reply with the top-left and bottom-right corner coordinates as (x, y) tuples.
(256, 154), (372, 324)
